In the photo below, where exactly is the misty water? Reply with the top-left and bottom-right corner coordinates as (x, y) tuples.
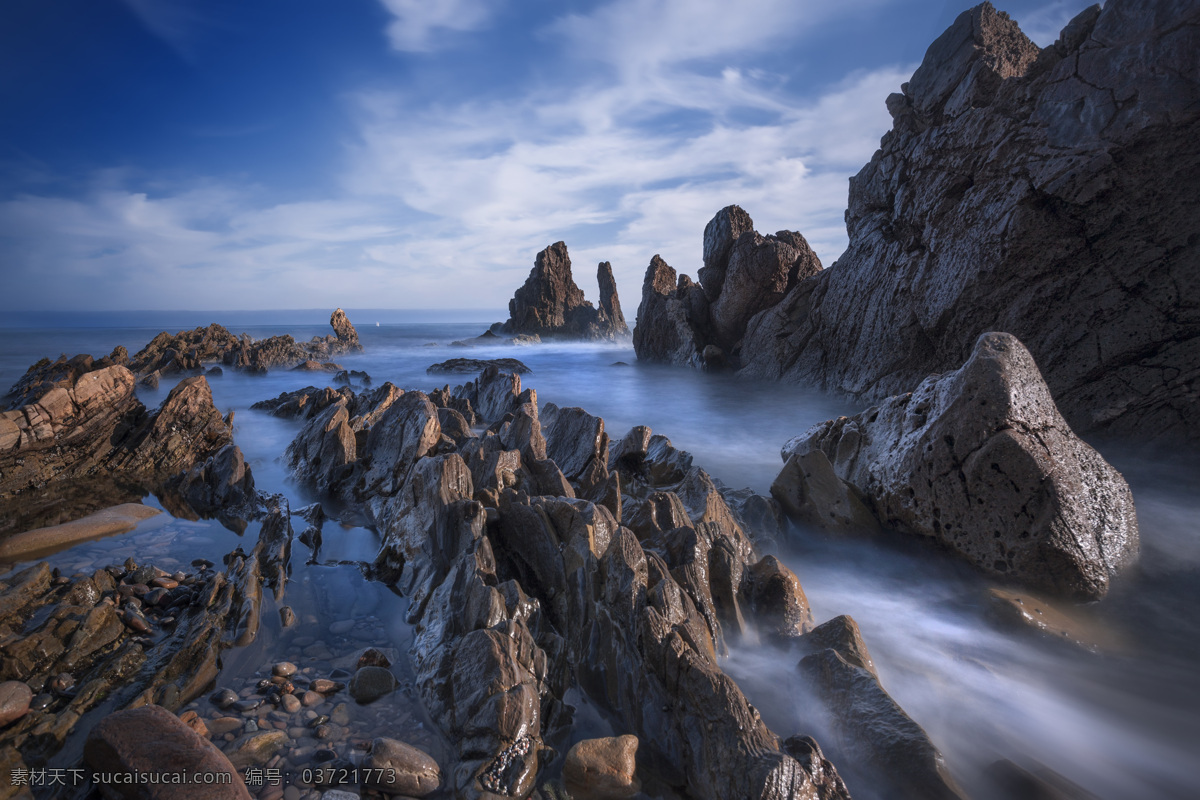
(2, 312), (1198, 799)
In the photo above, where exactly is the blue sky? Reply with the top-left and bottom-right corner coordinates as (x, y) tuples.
(0, 0), (1096, 311)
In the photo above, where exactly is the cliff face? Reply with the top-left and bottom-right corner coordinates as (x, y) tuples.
(501, 242), (630, 341)
(740, 0), (1200, 440)
(643, 0), (1200, 440)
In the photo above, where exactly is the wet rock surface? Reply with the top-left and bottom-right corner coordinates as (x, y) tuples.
(499, 242), (630, 341)
(777, 332), (1139, 600)
(731, 0), (1200, 441)
(427, 358), (531, 375)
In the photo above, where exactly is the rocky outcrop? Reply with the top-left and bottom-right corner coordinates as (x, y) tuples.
(427, 357), (531, 375)
(633, 208), (821, 369)
(282, 376), (856, 800)
(0, 364), (251, 533)
(776, 332), (1139, 600)
(500, 242), (630, 340)
(129, 308), (363, 377)
(735, 0), (1200, 441)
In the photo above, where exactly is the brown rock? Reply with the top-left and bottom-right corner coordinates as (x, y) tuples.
(0, 681), (32, 727)
(361, 737), (441, 796)
(500, 242), (629, 340)
(563, 735), (641, 800)
(83, 704), (251, 799)
(0, 504), (161, 561)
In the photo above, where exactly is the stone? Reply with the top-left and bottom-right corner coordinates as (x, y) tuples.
(743, 556), (814, 639)
(800, 649), (966, 800)
(329, 308), (362, 350)
(987, 588), (1115, 652)
(280, 693), (302, 713)
(83, 704), (251, 799)
(226, 730), (288, 769)
(207, 717), (243, 737)
(736, 1), (1200, 442)
(427, 358), (531, 375)
(0, 504), (162, 561)
(631, 256), (704, 368)
(780, 333), (1138, 600)
(499, 241), (630, 341)
(0, 681), (32, 727)
(273, 662), (297, 677)
(540, 403), (610, 499)
(801, 615), (876, 676)
(563, 735), (641, 800)
(361, 737), (441, 796)
(348, 666), (396, 703)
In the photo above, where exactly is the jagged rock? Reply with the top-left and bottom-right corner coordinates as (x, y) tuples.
(801, 615), (876, 676)
(329, 308), (361, 350)
(800, 648), (966, 800)
(454, 366), (521, 424)
(250, 385), (352, 420)
(631, 256), (704, 368)
(0, 369), (245, 533)
(500, 242), (630, 340)
(779, 332), (1139, 599)
(355, 392), (442, 505)
(737, 1), (1200, 441)
(743, 555), (814, 640)
(167, 444), (256, 516)
(129, 324), (242, 376)
(84, 704), (251, 799)
(770, 448), (881, 535)
(286, 400), (357, 496)
(541, 403), (610, 500)
(427, 357), (531, 375)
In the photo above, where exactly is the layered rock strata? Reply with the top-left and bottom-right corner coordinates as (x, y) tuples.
(499, 242), (630, 341)
(773, 332), (1138, 600)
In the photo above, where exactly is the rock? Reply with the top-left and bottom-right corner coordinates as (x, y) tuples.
(329, 308), (361, 350)
(279, 606), (297, 627)
(984, 757), (1101, 800)
(348, 666), (396, 703)
(800, 648), (965, 800)
(361, 737), (441, 796)
(251, 385), (352, 420)
(83, 704), (251, 799)
(287, 400), (357, 496)
(781, 332), (1138, 599)
(782, 735), (851, 800)
(207, 717), (243, 737)
(178, 710), (209, 738)
(801, 615), (876, 676)
(453, 366), (521, 425)
(987, 588), (1115, 652)
(631, 255), (704, 368)
(167, 443), (256, 517)
(563, 735), (641, 800)
(743, 556), (814, 640)
(0, 503), (161, 561)
(500, 242), (630, 340)
(0, 681), (32, 727)
(541, 403), (610, 499)
(226, 730), (288, 769)
(737, 1), (1200, 442)
(770, 448), (880, 535)
(273, 662), (297, 677)
(633, 208), (821, 364)
(426, 357), (531, 375)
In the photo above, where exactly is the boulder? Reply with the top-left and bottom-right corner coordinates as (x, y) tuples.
(500, 241), (630, 340)
(329, 307), (361, 350)
(0, 682), (32, 728)
(348, 666), (397, 703)
(737, 1), (1200, 441)
(83, 704), (251, 799)
(563, 735), (641, 800)
(779, 333), (1139, 600)
(361, 737), (441, 796)
(427, 357), (531, 375)
(541, 403), (610, 499)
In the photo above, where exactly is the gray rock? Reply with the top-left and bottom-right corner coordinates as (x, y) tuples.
(500, 242), (630, 340)
(780, 332), (1139, 599)
(348, 666), (397, 703)
(631, 256), (704, 368)
(426, 357), (531, 375)
(737, 0), (1200, 441)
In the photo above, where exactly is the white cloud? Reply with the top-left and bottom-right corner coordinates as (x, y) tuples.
(379, 0), (495, 52)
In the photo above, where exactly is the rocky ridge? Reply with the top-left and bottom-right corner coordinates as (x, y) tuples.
(634, 0), (1200, 441)
(279, 365), (966, 799)
(499, 242), (630, 341)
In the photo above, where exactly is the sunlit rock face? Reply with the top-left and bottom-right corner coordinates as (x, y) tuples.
(501, 241), (629, 341)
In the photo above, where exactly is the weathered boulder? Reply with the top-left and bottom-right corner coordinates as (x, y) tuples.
(563, 735), (641, 800)
(500, 242), (630, 340)
(329, 307), (362, 350)
(83, 704), (251, 799)
(0, 682), (32, 728)
(737, 0), (1200, 441)
(541, 403), (610, 500)
(778, 332), (1139, 599)
(361, 737), (441, 796)
(453, 366), (521, 424)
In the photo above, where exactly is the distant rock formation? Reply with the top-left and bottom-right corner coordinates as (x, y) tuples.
(633, 210), (821, 370)
(131, 308), (363, 378)
(500, 242), (629, 341)
(636, 0), (1200, 441)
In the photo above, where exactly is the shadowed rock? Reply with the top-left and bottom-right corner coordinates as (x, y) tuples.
(500, 242), (630, 341)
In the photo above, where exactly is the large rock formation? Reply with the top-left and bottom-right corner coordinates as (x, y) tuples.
(774, 332), (1139, 600)
(733, 0), (1200, 441)
(0, 359), (251, 533)
(280, 369), (879, 799)
(500, 242), (630, 340)
(633, 209), (822, 369)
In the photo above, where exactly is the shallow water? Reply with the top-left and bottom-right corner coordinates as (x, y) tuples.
(2, 313), (1198, 799)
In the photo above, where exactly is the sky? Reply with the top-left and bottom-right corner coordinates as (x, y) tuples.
(0, 0), (1098, 312)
